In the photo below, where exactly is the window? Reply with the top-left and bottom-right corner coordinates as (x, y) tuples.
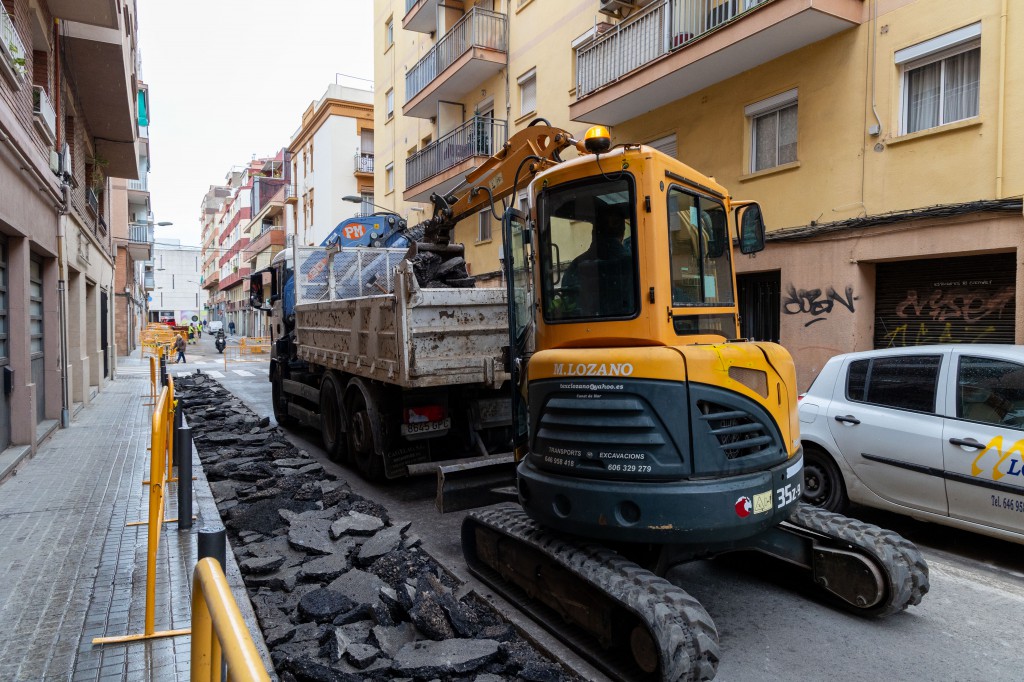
(538, 175), (638, 322)
(309, 188), (314, 227)
(666, 186), (733, 307)
(386, 89), (394, 119)
(308, 142), (314, 172)
(385, 162), (394, 193)
(518, 68), (536, 117)
(360, 193), (374, 216)
(846, 355), (941, 413)
(957, 356), (1024, 429)
(29, 258), (43, 355)
(477, 210), (492, 242)
(898, 24), (980, 134)
(385, 16), (393, 49)
(746, 89), (797, 172)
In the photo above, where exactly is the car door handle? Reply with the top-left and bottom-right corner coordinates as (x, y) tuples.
(949, 437), (985, 449)
(834, 414), (861, 425)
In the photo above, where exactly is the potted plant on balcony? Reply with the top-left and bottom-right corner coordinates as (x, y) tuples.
(6, 41), (26, 79)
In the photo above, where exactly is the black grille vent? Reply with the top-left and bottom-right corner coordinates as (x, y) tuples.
(697, 400), (773, 459)
(536, 397), (666, 447)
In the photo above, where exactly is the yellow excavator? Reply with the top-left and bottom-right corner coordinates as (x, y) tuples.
(411, 121), (929, 681)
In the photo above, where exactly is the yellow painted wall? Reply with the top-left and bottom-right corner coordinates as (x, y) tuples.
(376, 0), (1022, 277)
(610, 0), (1022, 232)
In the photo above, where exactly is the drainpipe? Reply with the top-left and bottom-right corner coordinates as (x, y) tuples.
(995, 0), (1007, 198)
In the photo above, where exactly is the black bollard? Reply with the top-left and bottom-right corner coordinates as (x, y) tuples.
(159, 355), (167, 387)
(198, 526), (226, 570)
(177, 426), (193, 531)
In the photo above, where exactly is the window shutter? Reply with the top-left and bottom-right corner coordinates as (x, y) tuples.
(647, 133), (677, 159)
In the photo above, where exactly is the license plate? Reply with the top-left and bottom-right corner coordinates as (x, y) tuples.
(401, 417), (451, 436)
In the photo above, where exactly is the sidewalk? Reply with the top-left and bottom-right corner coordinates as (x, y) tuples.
(0, 359), (269, 681)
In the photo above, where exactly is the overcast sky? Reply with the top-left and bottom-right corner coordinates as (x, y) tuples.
(137, 0), (374, 248)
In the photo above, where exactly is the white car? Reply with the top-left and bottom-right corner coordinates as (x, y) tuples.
(798, 344), (1024, 544)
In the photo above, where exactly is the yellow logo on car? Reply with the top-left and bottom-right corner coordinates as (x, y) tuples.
(971, 436), (1024, 481)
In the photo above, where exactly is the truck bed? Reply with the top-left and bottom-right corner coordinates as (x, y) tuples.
(294, 248), (509, 389)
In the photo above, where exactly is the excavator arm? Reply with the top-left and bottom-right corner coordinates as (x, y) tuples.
(417, 123), (578, 246)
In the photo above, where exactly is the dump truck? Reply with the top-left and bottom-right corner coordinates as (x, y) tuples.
(251, 206), (515, 483)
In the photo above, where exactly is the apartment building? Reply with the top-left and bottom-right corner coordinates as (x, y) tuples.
(288, 84), (375, 247)
(110, 81), (153, 359)
(200, 184), (230, 326)
(0, 0), (141, 454)
(379, 0), (1024, 387)
(149, 240), (203, 326)
(200, 157), (285, 337)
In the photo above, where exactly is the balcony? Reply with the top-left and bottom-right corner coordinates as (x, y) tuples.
(405, 116), (506, 202)
(404, 7), (506, 119)
(354, 153), (374, 176)
(0, 4), (27, 88)
(127, 222), (154, 260)
(127, 175), (148, 204)
(218, 268), (251, 292)
(403, 0), (451, 34)
(571, 0), (862, 125)
(243, 227), (287, 268)
(61, 6), (139, 178)
(202, 269), (220, 290)
(143, 270), (155, 291)
(252, 177), (288, 215)
(32, 87), (57, 145)
(86, 187), (100, 215)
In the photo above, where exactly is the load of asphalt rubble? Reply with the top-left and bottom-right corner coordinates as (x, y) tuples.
(174, 372), (577, 682)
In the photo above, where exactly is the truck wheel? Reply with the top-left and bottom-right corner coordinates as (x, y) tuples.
(271, 368), (296, 428)
(319, 374), (348, 464)
(802, 445), (848, 513)
(347, 390), (386, 482)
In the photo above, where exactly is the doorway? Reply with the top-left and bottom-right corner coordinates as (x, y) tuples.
(737, 271), (781, 342)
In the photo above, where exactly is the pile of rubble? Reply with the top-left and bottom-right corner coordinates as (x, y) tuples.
(175, 373), (575, 682)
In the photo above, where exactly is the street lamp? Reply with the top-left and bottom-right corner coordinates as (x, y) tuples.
(341, 195), (402, 216)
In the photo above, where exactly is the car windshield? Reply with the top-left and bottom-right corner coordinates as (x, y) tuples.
(537, 175), (638, 322)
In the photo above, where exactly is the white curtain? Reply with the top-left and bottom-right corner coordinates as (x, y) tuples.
(907, 61), (941, 133)
(943, 47), (980, 124)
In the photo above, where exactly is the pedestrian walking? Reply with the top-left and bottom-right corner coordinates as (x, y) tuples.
(196, 323), (202, 340)
(229, 320), (236, 335)
(173, 333), (186, 364)
(187, 324), (195, 345)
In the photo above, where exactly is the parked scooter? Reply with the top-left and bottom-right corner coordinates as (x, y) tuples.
(215, 330), (226, 353)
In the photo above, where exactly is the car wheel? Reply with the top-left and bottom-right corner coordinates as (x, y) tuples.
(319, 374), (348, 464)
(802, 446), (848, 513)
(272, 367), (296, 428)
(346, 388), (386, 482)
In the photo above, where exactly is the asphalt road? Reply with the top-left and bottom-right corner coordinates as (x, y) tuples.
(180, 335), (1024, 681)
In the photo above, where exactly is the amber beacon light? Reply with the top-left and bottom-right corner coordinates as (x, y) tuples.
(583, 125), (611, 154)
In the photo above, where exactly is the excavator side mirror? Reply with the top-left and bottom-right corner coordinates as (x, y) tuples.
(735, 203), (766, 255)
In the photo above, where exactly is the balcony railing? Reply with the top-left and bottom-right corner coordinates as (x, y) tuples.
(406, 116), (506, 189)
(355, 153), (374, 174)
(32, 86), (56, 143)
(576, 0), (771, 99)
(406, 7), (507, 102)
(0, 5), (27, 84)
(127, 176), (148, 192)
(129, 222), (155, 245)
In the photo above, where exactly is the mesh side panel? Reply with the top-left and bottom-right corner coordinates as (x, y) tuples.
(295, 246), (330, 304)
(295, 246), (407, 304)
(332, 248), (406, 299)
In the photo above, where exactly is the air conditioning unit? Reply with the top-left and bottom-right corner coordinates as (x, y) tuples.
(598, 0), (637, 17)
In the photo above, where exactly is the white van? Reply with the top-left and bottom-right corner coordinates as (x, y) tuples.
(208, 320), (224, 333)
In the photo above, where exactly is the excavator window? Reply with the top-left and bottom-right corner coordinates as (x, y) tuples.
(537, 175), (639, 322)
(667, 186), (734, 307)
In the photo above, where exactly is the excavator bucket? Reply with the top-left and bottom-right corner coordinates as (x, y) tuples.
(415, 454), (516, 513)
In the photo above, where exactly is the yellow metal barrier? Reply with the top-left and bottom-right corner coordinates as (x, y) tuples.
(223, 337), (271, 371)
(190, 557), (271, 682)
(142, 323), (176, 359)
(94, 377), (190, 646)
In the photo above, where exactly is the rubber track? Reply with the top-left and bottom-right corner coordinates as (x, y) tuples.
(468, 506), (720, 682)
(787, 503), (930, 617)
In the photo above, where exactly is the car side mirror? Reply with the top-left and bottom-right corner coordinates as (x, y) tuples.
(735, 203), (766, 254)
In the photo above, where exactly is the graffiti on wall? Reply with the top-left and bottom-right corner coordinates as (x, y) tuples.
(895, 284), (1014, 323)
(881, 281), (1015, 348)
(782, 284), (858, 327)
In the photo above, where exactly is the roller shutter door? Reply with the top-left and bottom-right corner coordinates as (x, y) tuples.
(874, 254), (1015, 348)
